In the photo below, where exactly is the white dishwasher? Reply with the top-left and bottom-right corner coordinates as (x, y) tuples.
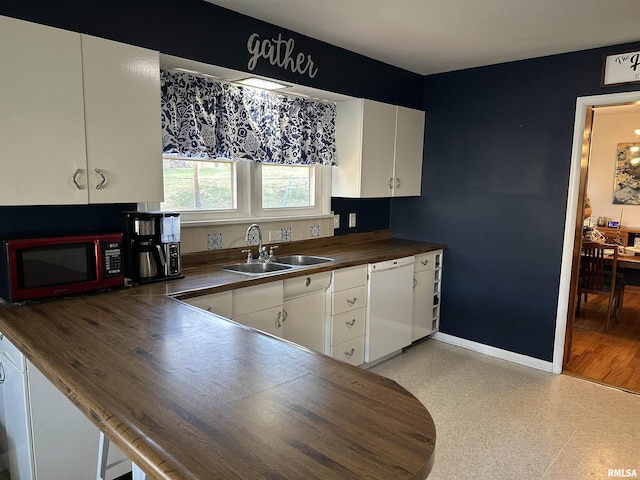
(366, 256), (415, 364)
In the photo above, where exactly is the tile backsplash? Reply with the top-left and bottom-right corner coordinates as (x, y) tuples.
(181, 217), (335, 254)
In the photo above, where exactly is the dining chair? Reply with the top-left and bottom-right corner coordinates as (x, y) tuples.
(577, 241), (625, 332)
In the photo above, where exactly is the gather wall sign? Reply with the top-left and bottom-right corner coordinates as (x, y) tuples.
(247, 32), (319, 79)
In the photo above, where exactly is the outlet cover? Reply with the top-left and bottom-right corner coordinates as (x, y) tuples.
(333, 214), (340, 229)
(349, 212), (357, 228)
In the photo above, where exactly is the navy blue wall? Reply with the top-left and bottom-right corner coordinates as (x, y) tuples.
(390, 43), (640, 361)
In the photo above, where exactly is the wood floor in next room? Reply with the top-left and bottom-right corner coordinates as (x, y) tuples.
(565, 288), (640, 394)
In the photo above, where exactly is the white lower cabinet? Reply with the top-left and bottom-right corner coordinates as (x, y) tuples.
(282, 272), (331, 352)
(0, 335), (130, 480)
(232, 281), (284, 337)
(328, 265), (368, 366)
(412, 250), (443, 341)
(234, 306), (284, 337)
(182, 290), (233, 319)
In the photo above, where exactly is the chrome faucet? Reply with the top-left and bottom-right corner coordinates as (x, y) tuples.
(245, 223), (266, 262)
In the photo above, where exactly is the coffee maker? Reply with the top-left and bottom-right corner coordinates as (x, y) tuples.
(120, 211), (182, 284)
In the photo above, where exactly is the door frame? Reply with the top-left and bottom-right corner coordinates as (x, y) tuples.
(552, 91), (640, 374)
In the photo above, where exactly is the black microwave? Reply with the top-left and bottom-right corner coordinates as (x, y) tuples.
(0, 233), (124, 303)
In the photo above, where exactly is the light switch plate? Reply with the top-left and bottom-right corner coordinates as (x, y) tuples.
(349, 212), (357, 228)
(334, 214), (340, 229)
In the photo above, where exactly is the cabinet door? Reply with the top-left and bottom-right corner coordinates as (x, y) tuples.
(412, 268), (436, 341)
(183, 291), (233, 319)
(234, 306), (284, 337)
(393, 106), (425, 197)
(81, 35), (163, 204)
(283, 292), (326, 353)
(360, 100), (397, 197)
(0, 16), (88, 206)
(233, 281), (283, 317)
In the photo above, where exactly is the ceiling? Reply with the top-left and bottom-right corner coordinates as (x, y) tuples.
(203, 0), (640, 75)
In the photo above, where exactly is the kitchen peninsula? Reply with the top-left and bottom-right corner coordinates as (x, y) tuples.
(0, 232), (442, 479)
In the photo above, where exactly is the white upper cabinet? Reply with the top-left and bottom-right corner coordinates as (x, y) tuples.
(0, 15), (163, 206)
(0, 16), (88, 205)
(333, 98), (425, 198)
(81, 35), (163, 204)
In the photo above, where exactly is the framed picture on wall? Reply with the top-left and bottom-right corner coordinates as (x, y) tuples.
(602, 50), (640, 87)
(613, 142), (640, 204)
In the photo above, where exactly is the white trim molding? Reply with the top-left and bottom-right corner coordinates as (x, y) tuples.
(553, 91), (640, 375)
(433, 332), (554, 372)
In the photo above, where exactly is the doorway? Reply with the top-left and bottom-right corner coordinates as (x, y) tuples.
(553, 91), (640, 391)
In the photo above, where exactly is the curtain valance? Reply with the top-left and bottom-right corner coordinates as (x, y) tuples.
(160, 69), (336, 166)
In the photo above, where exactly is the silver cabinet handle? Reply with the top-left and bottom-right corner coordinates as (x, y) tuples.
(206, 307), (212, 312)
(413, 278), (418, 289)
(305, 277), (311, 288)
(71, 168), (84, 190)
(345, 318), (356, 328)
(388, 177), (394, 190)
(0, 362), (4, 384)
(275, 310), (282, 328)
(396, 177), (401, 189)
(282, 309), (288, 323)
(344, 348), (355, 359)
(95, 168), (107, 190)
(421, 259), (429, 266)
(346, 297), (357, 307)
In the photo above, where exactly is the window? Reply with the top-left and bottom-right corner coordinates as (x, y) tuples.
(158, 156), (330, 224)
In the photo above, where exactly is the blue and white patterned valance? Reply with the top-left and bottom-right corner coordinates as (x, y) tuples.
(160, 69), (336, 166)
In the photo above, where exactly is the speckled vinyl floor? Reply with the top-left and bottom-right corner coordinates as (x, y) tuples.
(371, 339), (640, 480)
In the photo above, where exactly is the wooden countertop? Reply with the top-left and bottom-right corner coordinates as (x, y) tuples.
(0, 231), (442, 480)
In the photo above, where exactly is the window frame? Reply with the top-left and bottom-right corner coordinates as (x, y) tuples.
(147, 157), (331, 225)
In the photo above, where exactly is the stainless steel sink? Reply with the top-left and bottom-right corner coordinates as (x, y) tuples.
(275, 255), (335, 266)
(222, 262), (293, 275)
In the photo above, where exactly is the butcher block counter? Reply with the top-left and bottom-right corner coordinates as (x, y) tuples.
(0, 231), (443, 480)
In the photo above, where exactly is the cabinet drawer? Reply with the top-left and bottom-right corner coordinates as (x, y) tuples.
(414, 252), (436, 272)
(183, 291), (233, 319)
(283, 271), (332, 300)
(333, 265), (368, 291)
(332, 285), (367, 315)
(233, 281), (283, 317)
(0, 332), (25, 372)
(331, 308), (365, 346)
(331, 336), (364, 366)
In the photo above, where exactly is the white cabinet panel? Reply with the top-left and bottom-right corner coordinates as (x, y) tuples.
(0, 16), (88, 205)
(333, 98), (424, 198)
(283, 292), (326, 352)
(332, 265), (368, 291)
(332, 285), (367, 316)
(234, 306), (284, 337)
(330, 336), (365, 366)
(331, 308), (365, 346)
(393, 106), (425, 197)
(232, 281), (283, 317)
(82, 35), (163, 203)
(183, 291), (233, 319)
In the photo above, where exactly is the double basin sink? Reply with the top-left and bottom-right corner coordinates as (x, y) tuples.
(222, 255), (334, 275)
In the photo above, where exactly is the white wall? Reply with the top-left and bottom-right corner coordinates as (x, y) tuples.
(588, 105), (640, 227)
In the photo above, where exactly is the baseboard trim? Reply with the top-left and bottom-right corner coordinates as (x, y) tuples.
(431, 332), (555, 373)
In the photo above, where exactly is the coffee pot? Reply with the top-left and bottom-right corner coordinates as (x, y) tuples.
(120, 211), (182, 284)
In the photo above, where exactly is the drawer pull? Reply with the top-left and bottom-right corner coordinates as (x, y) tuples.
(275, 311), (282, 328)
(413, 278), (418, 289)
(421, 259), (429, 266)
(0, 362), (4, 384)
(344, 348), (355, 359)
(345, 318), (356, 328)
(346, 297), (357, 307)
(305, 277), (311, 287)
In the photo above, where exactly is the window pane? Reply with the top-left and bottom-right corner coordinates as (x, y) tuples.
(161, 159), (235, 211)
(262, 164), (312, 208)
